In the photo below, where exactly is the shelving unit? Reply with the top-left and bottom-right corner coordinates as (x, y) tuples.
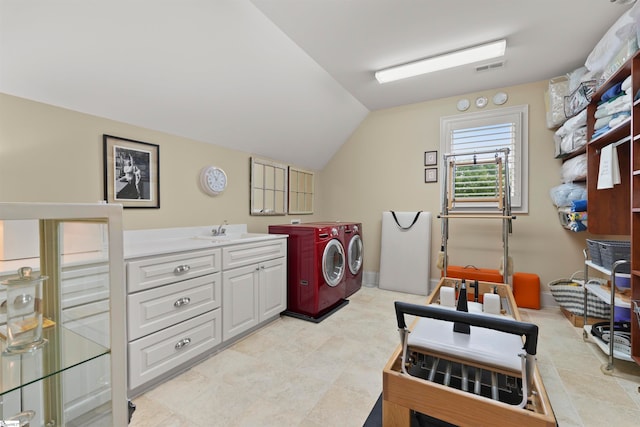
(631, 50), (640, 366)
(0, 203), (127, 426)
(584, 50), (640, 367)
(583, 259), (632, 372)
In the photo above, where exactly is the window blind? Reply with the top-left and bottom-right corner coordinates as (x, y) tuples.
(450, 123), (515, 202)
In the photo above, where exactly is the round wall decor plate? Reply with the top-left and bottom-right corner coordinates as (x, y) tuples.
(456, 99), (470, 111)
(493, 92), (508, 105)
(475, 96), (488, 108)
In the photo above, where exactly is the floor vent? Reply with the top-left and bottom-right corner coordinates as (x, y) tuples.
(475, 61), (504, 72)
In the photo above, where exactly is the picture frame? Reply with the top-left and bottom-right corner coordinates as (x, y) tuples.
(103, 134), (160, 208)
(425, 168), (438, 183)
(424, 150), (438, 166)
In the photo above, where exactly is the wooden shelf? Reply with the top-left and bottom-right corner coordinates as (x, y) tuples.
(585, 50), (639, 366)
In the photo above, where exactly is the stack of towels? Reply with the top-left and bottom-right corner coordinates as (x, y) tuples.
(592, 75), (633, 138)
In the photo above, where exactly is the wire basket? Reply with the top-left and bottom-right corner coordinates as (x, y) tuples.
(586, 239), (630, 273)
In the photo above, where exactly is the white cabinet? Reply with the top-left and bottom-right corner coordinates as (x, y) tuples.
(126, 248), (222, 394)
(127, 249), (221, 293)
(222, 241), (286, 341)
(125, 234), (287, 395)
(128, 310), (221, 390)
(259, 258), (287, 320)
(223, 263), (259, 340)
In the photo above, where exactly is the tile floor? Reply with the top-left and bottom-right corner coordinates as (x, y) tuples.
(128, 286), (640, 427)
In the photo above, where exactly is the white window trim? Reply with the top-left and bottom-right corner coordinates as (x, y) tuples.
(440, 105), (529, 214)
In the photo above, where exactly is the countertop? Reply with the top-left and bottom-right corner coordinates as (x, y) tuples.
(124, 225), (287, 259)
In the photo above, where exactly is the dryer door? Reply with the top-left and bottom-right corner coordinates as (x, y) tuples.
(322, 239), (345, 287)
(348, 235), (363, 275)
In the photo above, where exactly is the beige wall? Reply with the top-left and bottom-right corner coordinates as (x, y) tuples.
(1, 83), (602, 293)
(0, 93), (324, 231)
(318, 80), (596, 291)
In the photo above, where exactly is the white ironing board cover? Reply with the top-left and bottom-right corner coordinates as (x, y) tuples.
(379, 211), (431, 295)
(407, 316), (524, 373)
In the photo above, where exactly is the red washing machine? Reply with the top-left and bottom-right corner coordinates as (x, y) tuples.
(344, 223), (363, 297)
(268, 223), (347, 321)
(307, 222), (363, 298)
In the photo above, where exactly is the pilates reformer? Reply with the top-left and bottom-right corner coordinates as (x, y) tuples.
(439, 148), (516, 285)
(382, 279), (557, 427)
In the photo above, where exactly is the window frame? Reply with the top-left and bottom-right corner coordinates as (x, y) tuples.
(439, 105), (529, 213)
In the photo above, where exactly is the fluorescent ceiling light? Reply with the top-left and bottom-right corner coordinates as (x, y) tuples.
(375, 39), (507, 84)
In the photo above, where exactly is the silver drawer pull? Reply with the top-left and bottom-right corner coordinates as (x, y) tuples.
(174, 338), (191, 350)
(174, 264), (191, 274)
(174, 297), (191, 307)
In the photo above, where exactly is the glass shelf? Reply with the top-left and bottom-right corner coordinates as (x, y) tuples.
(0, 325), (109, 396)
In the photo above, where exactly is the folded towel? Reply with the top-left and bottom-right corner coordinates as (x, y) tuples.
(595, 108), (611, 119)
(594, 115), (612, 130)
(622, 75), (632, 92)
(601, 82), (623, 102)
(571, 199), (587, 212)
(609, 113), (630, 128)
(593, 126), (611, 138)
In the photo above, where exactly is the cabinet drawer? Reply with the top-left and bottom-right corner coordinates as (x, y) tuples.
(222, 239), (286, 270)
(127, 248), (221, 293)
(127, 272), (221, 340)
(128, 309), (221, 390)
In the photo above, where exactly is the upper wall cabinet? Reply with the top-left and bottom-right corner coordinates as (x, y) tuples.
(250, 157), (287, 215)
(288, 167), (314, 214)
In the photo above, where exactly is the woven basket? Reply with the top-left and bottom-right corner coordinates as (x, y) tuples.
(549, 278), (610, 319)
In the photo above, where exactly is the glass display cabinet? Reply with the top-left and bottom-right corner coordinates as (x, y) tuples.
(0, 203), (127, 426)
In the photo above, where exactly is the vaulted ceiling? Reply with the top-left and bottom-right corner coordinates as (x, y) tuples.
(0, 1), (633, 169)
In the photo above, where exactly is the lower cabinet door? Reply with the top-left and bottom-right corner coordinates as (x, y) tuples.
(222, 264), (259, 341)
(128, 309), (221, 390)
(259, 257), (286, 321)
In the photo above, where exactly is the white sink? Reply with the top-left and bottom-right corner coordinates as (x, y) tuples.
(191, 233), (265, 243)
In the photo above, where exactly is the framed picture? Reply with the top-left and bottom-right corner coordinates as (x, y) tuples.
(103, 134), (160, 208)
(424, 150), (438, 166)
(425, 168), (438, 183)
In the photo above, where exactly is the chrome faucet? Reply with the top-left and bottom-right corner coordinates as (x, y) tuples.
(212, 220), (227, 236)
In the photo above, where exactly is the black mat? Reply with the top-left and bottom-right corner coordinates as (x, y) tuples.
(282, 299), (349, 323)
(363, 394), (457, 427)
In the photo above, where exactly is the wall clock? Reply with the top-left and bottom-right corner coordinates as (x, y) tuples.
(200, 166), (228, 196)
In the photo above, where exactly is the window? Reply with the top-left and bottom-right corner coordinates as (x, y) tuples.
(440, 105), (528, 213)
(250, 157), (288, 215)
(288, 167), (314, 214)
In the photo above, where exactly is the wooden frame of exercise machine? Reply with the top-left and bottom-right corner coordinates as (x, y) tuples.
(381, 279), (557, 427)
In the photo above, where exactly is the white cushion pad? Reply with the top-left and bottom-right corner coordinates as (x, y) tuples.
(407, 316), (524, 373)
